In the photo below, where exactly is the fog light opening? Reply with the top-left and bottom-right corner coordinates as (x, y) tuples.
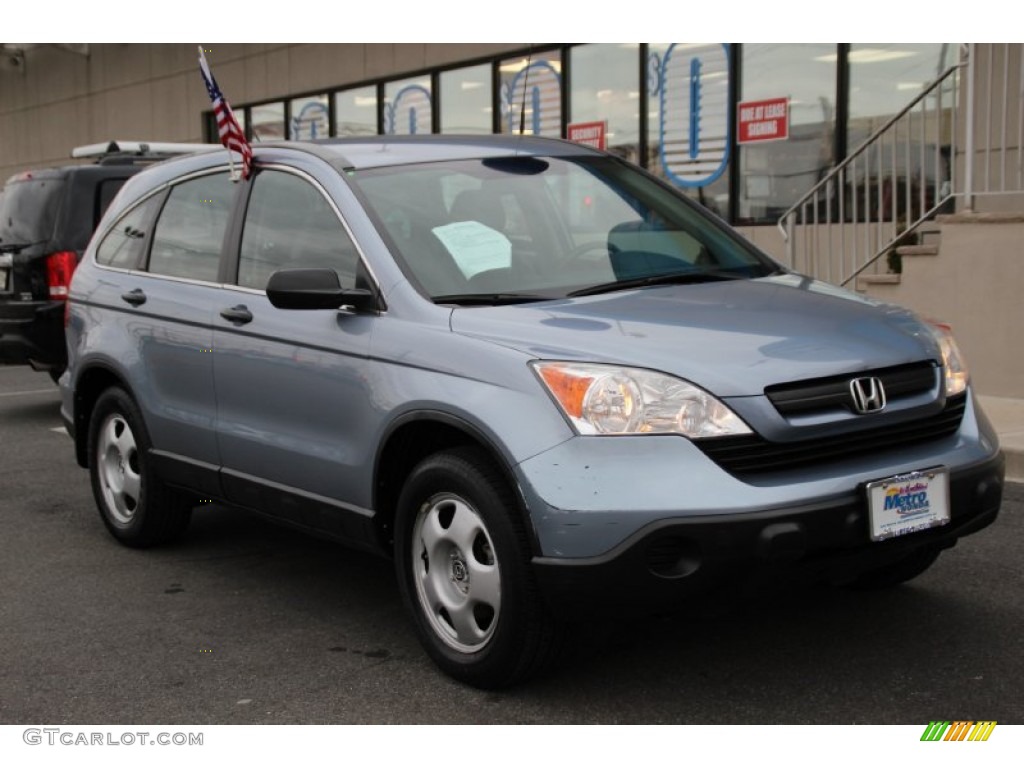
(645, 536), (701, 579)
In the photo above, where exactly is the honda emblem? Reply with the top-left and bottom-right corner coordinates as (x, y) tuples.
(849, 377), (887, 414)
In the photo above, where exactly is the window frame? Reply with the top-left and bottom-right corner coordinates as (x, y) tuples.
(143, 168), (237, 285)
(221, 163), (384, 304)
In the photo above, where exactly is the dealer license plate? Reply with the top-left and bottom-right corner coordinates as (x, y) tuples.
(865, 468), (950, 542)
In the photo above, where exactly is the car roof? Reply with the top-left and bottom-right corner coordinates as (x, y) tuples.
(103, 135), (607, 222)
(258, 134), (603, 170)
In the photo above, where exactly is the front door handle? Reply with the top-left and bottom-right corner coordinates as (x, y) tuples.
(220, 305), (253, 325)
(120, 288), (147, 306)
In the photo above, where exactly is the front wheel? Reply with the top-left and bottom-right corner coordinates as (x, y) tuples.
(87, 387), (192, 547)
(394, 448), (562, 688)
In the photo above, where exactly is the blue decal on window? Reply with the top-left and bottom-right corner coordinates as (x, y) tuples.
(386, 85), (432, 135)
(658, 44), (731, 189)
(290, 101), (329, 140)
(503, 60), (561, 135)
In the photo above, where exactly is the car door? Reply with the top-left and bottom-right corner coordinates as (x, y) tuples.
(211, 166), (379, 544)
(97, 169), (236, 496)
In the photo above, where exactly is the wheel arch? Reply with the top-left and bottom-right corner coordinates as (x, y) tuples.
(72, 363), (134, 468)
(372, 411), (539, 556)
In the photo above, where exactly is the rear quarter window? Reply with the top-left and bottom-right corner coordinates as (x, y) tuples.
(95, 194), (163, 270)
(0, 177), (66, 245)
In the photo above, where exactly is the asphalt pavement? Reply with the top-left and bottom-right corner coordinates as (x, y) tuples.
(1, 365), (1021, 724)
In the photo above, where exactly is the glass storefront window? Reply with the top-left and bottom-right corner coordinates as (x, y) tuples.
(289, 94), (329, 140)
(569, 44), (640, 163)
(737, 44), (837, 224)
(500, 50), (562, 137)
(440, 64), (493, 134)
(848, 43), (957, 142)
(384, 76), (433, 135)
(334, 86), (378, 137)
(646, 43), (731, 220)
(250, 102), (285, 142)
(845, 43), (958, 225)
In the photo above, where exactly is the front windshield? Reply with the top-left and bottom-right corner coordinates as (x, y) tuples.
(349, 156), (777, 302)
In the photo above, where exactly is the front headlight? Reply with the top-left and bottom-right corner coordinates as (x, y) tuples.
(927, 321), (969, 397)
(531, 361), (752, 438)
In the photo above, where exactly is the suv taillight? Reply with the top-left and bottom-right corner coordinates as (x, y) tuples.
(46, 251), (77, 300)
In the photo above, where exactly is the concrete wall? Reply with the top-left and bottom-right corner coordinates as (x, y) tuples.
(0, 43), (523, 179)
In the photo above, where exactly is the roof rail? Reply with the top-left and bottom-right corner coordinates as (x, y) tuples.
(71, 141), (224, 160)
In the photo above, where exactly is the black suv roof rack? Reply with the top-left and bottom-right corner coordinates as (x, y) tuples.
(71, 140), (223, 165)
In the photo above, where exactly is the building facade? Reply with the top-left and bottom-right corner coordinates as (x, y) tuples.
(2, 43), (1022, 395)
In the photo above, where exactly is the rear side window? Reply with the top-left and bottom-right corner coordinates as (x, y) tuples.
(237, 170), (359, 290)
(0, 177), (66, 245)
(149, 173), (233, 282)
(94, 195), (163, 270)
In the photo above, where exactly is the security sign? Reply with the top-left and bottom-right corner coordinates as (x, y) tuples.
(737, 97), (789, 144)
(567, 121), (607, 150)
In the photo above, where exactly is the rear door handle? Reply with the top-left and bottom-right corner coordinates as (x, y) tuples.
(220, 305), (253, 325)
(120, 289), (147, 306)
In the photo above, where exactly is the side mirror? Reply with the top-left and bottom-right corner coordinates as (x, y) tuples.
(266, 268), (378, 312)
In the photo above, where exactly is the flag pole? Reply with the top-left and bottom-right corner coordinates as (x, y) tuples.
(198, 45), (245, 182)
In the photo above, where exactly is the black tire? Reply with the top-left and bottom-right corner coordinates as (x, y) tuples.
(394, 447), (563, 689)
(87, 387), (192, 547)
(846, 545), (942, 590)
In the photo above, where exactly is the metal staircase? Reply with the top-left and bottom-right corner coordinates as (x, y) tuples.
(777, 44), (1024, 288)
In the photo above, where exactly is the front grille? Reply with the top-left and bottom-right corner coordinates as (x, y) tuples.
(696, 393), (966, 477)
(765, 361), (938, 416)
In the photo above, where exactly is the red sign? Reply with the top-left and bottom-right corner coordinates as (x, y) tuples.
(567, 121), (607, 151)
(737, 97), (789, 144)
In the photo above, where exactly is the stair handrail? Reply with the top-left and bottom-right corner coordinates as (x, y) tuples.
(777, 56), (967, 260)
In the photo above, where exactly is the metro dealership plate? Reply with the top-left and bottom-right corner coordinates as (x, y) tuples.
(865, 468), (950, 542)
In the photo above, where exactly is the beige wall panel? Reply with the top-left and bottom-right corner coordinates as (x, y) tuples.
(36, 98), (91, 166)
(150, 44), (199, 79)
(28, 47), (89, 107)
(735, 225), (788, 263)
(333, 45), (368, 89)
(264, 48), (291, 104)
(203, 44), (249, 65)
(243, 54), (269, 104)
(364, 45), (396, 81)
(865, 220), (1024, 398)
(90, 83), (157, 144)
(288, 45), (349, 95)
(423, 43), (520, 69)
(393, 44), (427, 75)
(0, 58), (31, 112)
(149, 75), (193, 141)
(212, 58), (248, 105)
(99, 44), (151, 91)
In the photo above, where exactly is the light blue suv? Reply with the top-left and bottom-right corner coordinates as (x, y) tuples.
(62, 136), (1004, 688)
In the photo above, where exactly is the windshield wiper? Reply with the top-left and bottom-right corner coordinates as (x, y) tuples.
(567, 269), (748, 298)
(432, 293), (550, 306)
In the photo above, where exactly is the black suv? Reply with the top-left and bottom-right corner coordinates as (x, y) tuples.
(0, 141), (213, 381)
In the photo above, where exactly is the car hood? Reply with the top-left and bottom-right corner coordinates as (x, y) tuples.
(449, 274), (941, 397)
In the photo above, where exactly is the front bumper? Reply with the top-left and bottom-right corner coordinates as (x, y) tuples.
(530, 453), (1002, 617)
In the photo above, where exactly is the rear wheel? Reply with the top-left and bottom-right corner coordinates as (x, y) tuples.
(394, 447), (563, 688)
(847, 545), (942, 589)
(87, 387), (192, 547)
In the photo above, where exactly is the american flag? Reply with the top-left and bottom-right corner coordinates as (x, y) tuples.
(198, 46), (252, 179)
